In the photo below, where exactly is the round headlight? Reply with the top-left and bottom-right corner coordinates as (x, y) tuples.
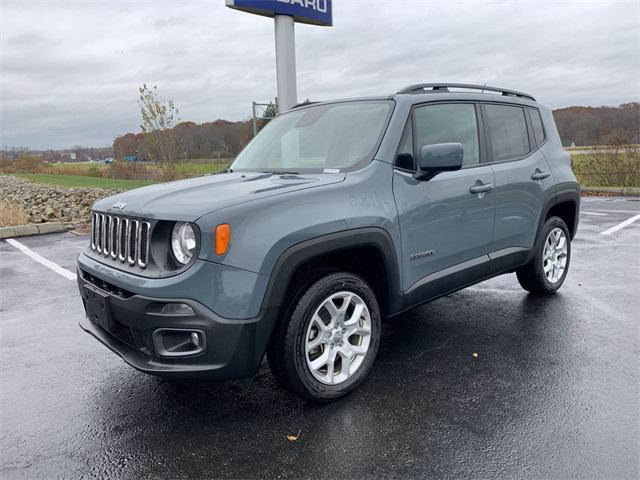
(171, 222), (197, 265)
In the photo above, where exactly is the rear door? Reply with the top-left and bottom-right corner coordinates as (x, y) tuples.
(393, 103), (496, 305)
(482, 103), (555, 272)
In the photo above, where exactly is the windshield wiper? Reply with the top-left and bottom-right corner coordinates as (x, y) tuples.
(260, 169), (299, 175)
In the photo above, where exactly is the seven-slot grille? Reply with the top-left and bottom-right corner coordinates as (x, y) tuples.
(91, 213), (151, 268)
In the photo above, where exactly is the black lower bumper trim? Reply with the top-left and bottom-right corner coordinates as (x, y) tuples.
(77, 274), (278, 380)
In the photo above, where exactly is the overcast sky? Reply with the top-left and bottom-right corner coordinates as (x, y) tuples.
(1, 0), (639, 150)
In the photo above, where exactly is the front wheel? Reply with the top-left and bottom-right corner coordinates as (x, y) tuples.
(517, 216), (571, 294)
(267, 271), (381, 402)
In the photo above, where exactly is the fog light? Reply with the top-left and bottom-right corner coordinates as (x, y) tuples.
(152, 328), (205, 357)
(161, 303), (194, 315)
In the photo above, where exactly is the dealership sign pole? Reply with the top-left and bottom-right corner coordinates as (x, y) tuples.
(225, 0), (333, 113)
(273, 13), (297, 113)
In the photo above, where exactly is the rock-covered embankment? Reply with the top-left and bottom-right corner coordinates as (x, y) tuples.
(0, 175), (122, 226)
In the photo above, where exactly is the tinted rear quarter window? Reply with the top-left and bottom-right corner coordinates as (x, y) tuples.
(529, 108), (546, 146)
(484, 104), (530, 161)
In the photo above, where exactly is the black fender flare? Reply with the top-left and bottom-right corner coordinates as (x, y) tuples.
(528, 187), (580, 263)
(555, 187), (581, 239)
(260, 227), (403, 316)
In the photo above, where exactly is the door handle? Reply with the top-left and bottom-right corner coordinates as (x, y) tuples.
(469, 182), (494, 194)
(531, 169), (550, 181)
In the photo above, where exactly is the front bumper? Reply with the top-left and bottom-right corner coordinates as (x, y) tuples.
(76, 263), (278, 380)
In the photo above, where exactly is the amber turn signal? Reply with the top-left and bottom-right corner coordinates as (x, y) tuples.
(215, 224), (230, 256)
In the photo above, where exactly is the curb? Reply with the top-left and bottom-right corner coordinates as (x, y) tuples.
(0, 222), (68, 240)
(581, 186), (640, 197)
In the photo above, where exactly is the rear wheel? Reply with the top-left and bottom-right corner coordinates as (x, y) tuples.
(267, 271), (381, 401)
(517, 216), (571, 294)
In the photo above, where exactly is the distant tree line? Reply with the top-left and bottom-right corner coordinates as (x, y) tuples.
(0, 146), (113, 163)
(113, 119), (254, 162)
(112, 102), (638, 163)
(553, 102), (639, 146)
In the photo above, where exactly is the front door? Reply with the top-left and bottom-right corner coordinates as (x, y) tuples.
(393, 103), (495, 306)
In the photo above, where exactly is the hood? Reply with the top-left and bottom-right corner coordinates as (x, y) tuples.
(92, 171), (346, 221)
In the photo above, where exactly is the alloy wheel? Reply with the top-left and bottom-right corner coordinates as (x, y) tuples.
(543, 227), (568, 284)
(304, 291), (372, 385)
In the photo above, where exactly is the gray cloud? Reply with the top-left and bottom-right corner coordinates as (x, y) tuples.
(1, 0), (638, 149)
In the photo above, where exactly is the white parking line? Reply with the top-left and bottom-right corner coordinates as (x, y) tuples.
(601, 214), (640, 236)
(581, 211), (608, 216)
(586, 209), (640, 214)
(6, 238), (77, 281)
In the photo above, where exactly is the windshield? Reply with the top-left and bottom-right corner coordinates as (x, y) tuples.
(230, 101), (393, 173)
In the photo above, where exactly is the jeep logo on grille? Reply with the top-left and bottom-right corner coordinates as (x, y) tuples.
(112, 201), (127, 210)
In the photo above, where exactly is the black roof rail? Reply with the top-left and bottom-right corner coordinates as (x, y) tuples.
(397, 83), (536, 102)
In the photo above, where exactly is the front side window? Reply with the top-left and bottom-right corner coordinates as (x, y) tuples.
(485, 104), (530, 161)
(230, 101), (392, 173)
(413, 103), (480, 166)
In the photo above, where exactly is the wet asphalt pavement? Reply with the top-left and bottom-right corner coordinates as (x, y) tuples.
(1, 196), (639, 479)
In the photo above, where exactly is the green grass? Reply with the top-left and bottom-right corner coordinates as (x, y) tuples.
(14, 160), (229, 189)
(49, 161), (228, 178)
(175, 162), (229, 175)
(17, 174), (156, 190)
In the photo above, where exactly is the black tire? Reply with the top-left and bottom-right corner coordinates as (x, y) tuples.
(267, 271), (381, 402)
(517, 216), (571, 295)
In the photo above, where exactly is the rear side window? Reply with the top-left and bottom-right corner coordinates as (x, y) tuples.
(529, 108), (546, 146)
(413, 103), (480, 166)
(484, 104), (530, 161)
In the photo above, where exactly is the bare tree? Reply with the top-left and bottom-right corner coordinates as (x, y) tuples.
(138, 84), (181, 180)
(263, 101), (278, 120)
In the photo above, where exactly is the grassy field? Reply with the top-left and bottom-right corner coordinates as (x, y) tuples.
(11, 160), (230, 190)
(17, 174), (155, 190)
(46, 160), (230, 177)
(1, 158), (231, 190)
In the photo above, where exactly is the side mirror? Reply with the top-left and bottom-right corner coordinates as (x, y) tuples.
(415, 142), (463, 180)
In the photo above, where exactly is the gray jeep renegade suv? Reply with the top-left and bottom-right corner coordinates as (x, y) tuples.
(78, 83), (580, 401)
